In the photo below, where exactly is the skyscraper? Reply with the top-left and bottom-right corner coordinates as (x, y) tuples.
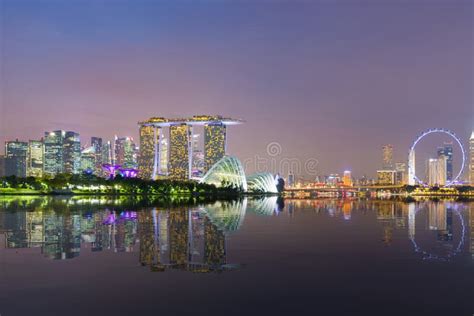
(81, 145), (96, 173)
(470, 131), (474, 184)
(114, 136), (137, 168)
(44, 131), (65, 176)
(5, 140), (28, 177)
(138, 125), (159, 179)
(63, 131), (81, 174)
(437, 143), (453, 181)
(169, 124), (192, 180)
(102, 141), (112, 165)
(394, 162), (407, 185)
(204, 123), (226, 174)
(91, 137), (103, 175)
(137, 116), (243, 180)
(428, 156), (447, 186)
(382, 144), (394, 169)
(342, 170), (352, 186)
(27, 140), (44, 177)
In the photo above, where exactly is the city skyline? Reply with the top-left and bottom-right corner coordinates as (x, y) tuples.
(1, 1), (472, 177)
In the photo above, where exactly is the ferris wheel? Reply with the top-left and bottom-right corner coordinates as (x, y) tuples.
(407, 128), (466, 186)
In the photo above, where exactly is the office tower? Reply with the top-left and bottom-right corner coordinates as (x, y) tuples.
(63, 131), (81, 174)
(102, 141), (112, 165)
(204, 123), (226, 173)
(428, 156), (447, 186)
(377, 170), (396, 185)
(408, 149), (416, 185)
(5, 140), (28, 177)
(27, 140), (44, 177)
(382, 144), (394, 169)
(81, 146), (96, 173)
(470, 131), (474, 184)
(169, 124), (192, 180)
(395, 162), (407, 185)
(437, 143), (453, 181)
(114, 136), (137, 168)
(91, 137), (103, 175)
(343, 170), (352, 186)
(138, 125), (159, 179)
(44, 131), (65, 176)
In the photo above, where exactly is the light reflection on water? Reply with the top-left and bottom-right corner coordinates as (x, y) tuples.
(0, 197), (472, 267)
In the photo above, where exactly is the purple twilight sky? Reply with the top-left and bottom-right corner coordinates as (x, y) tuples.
(0, 0), (473, 179)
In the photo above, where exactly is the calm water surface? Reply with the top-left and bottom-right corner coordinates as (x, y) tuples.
(0, 197), (472, 316)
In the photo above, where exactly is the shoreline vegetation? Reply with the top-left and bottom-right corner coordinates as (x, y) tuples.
(0, 174), (245, 197)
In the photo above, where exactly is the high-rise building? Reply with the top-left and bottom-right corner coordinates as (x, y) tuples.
(427, 156), (447, 186)
(91, 137), (103, 175)
(408, 149), (416, 185)
(204, 123), (226, 174)
(114, 136), (137, 168)
(377, 170), (396, 185)
(5, 140), (28, 177)
(138, 125), (159, 179)
(342, 170), (352, 186)
(469, 131), (474, 184)
(44, 131), (65, 176)
(63, 131), (81, 174)
(102, 141), (112, 165)
(382, 144), (394, 169)
(169, 124), (192, 180)
(437, 143), (453, 181)
(81, 146), (96, 173)
(137, 116), (243, 180)
(27, 140), (43, 177)
(394, 162), (407, 185)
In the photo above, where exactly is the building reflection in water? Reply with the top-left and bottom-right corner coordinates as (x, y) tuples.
(0, 197), (473, 265)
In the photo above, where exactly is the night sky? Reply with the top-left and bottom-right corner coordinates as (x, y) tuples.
(1, 0), (472, 178)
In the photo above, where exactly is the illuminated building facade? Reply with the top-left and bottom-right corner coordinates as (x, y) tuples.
(91, 137), (103, 175)
(394, 162), (407, 185)
(81, 146), (96, 173)
(138, 125), (162, 180)
(377, 170), (396, 185)
(382, 144), (394, 169)
(204, 123), (226, 174)
(102, 141), (112, 165)
(427, 156), (447, 186)
(27, 140), (44, 177)
(5, 140), (28, 177)
(63, 131), (81, 174)
(342, 170), (352, 186)
(437, 143), (453, 181)
(470, 131), (474, 184)
(114, 136), (137, 168)
(137, 115), (243, 180)
(200, 156), (247, 191)
(160, 138), (168, 175)
(169, 124), (192, 180)
(44, 131), (65, 176)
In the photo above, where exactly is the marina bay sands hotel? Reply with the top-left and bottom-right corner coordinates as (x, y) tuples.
(138, 115), (243, 180)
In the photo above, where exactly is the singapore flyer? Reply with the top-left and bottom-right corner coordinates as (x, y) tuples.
(408, 128), (466, 186)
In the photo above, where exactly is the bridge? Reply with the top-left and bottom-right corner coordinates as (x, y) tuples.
(284, 185), (406, 197)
